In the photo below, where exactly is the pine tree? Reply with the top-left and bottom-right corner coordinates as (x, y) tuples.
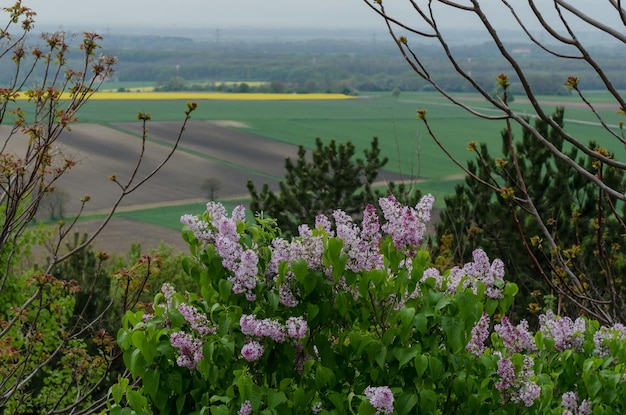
(247, 137), (420, 236)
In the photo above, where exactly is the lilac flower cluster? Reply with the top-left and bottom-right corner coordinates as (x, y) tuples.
(333, 205), (383, 272)
(364, 385), (394, 414)
(214, 213), (259, 301)
(379, 194), (434, 255)
(444, 249), (505, 298)
(240, 314), (308, 342)
(539, 310), (586, 351)
(495, 354), (541, 407)
(494, 316), (537, 353)
(593, 322), (626, 357)
(178, 303), (216, 336)
(180, 214), (213, 245)
(238, 400), (253, 415)
(161, 282), (175, 307)
(466, 312), (490, 356)
(268, 224), (325, 307)
(562, 391), (591, 415)
(170, 331), (203, 370)
(241, 341), (264, 362)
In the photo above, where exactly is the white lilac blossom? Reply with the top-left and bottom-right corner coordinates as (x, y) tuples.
(178, 304), (216, 336)
(379, 194), (434, 255)
(238, 400), (253, 415)
(364, 386), (394, 415)
(445, 249), (505, 298)
(539, 310), (586, 351)
(495, 354), (540, 407)
(170, 331), (203, 370)
(593, 323), (626, 357)
(241, 341), (265, 362)
(494, 316), (537, 353)
(562, 391), (592, 415)
(466, 312), (491, 356)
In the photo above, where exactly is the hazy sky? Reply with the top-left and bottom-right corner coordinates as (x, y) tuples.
(25, 0), (621, 32)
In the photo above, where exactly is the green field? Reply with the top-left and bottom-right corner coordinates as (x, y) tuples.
(71, 90), (624, 223)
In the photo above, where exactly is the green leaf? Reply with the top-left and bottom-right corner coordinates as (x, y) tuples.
(415, 354), (429, 378)
(442, 316), (464, 353)
(111, 378), (128, 404)
(166, 370), (183, 395)
(315, 364), (337, 389)
(267, 390), (287, 410)
(395, 393), (418, 415)
(143, 368), (160, 401)
(292, 259), (309, 283)
(127, 390), (148, 413)
(394, 346), (419, 369)
(420, 389), (438, 413)
(218, 279), (232, 302)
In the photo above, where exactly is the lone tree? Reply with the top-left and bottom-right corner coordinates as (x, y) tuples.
(202, 177), (222, 201)
(364, 1), (626, 323)
(247, 137), (420, 236)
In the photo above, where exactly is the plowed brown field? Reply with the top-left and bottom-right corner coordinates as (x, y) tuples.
(8, 121), (407, 255)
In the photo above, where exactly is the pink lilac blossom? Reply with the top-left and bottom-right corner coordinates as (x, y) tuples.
(593, 323), (626, 357)
(178, 304), (216, 336)
(254, 318), (287, 343)
(170, 331), (203, 370)
(495, 354), (540, 407)
(206, 201), (227, 223)
(241, 341), (264, 362)
(494, 316), (537, 353)
(421, 267), (444, 290)
(445, 249), (505, 298)
(466, 312), (490, 356)
(332, 206), (383, 272)
(180, 214), (213, 244)
(141, 312), (154, 323)
(286, 316), (308, 339)
(161, 283), (175, 307)
(562, 391), (591, 415)
(315, 213), (333, 234)
(539, 310), (586, 351)
(364, 386), (394, 415)
(238, 400), (252, 415)
(379, 195), (433, 255)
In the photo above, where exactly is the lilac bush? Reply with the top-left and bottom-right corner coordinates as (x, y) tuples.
(111, 196), (626, 414)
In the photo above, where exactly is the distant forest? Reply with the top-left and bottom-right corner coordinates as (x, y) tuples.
(5, 30), (626, 95)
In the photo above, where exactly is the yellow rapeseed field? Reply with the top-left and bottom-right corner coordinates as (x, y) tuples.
(56, 92), (355, 101)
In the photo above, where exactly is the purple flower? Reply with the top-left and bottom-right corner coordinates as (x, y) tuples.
(333, 206), (383, 272)
(593, 323), (626, 357)
(240, 314), (258, 336)
(238, 400), (252, 415)
(446, 249), (505, 298)
(286, 316), (308, 340)
(495, 354), (540, 407)
(466, 312), (490, 356)
(379, 195), (433, 255)
(170, 331), (203, 370)
(364, 386), (394, 415)
(178, 304), (216, 336)
(180, 214), (213, 244)
(254, 318), (286, 343)
(561, 390), (591, 414)
(539, 310), (585, 351)
(241, 341), (264, 362)
(494, 316), (537, 353)
(161, 283), (175, 307)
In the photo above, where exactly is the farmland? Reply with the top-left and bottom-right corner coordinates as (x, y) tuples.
(18, 90), (624, 254)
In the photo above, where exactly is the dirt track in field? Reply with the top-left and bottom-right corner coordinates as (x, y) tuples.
(11, 120), (409, 255)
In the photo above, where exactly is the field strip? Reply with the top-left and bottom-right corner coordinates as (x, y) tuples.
(399, 98), (622, 129)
